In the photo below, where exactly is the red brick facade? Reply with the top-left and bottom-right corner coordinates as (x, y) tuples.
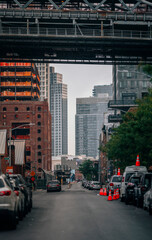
(0, 101), (52, 177)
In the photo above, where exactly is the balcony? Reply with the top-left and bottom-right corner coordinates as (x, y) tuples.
(108, 100), (137, 110)
(108, 114), (123, 123)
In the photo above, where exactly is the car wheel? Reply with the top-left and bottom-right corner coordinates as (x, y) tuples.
(125, 196), (129, 205)
(149, 205), (152, 215)
(9, 210), (17, 230)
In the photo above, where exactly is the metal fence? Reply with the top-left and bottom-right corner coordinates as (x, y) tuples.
(1, 27), (152, 39)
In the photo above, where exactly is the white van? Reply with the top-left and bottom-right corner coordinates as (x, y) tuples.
(120, 165), (147, 201)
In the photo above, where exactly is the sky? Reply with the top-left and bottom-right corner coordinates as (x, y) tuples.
(51, 64), (112, 155)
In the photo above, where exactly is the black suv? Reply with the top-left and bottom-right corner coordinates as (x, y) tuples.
(136, 173), (152, 208)
(9, 174), (32, 213)
(125, 173), (143, 205)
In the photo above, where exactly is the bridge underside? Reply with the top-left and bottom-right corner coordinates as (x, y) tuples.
(0, 1), (152, 64)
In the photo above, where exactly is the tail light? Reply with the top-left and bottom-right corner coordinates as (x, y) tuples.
(0, 190), (11, 196)
(122, 177), (125, 182)
(56, 184), (60, 187)
(14, 190), (19, 196)
(47, 185), (50, 187)
(110, 183), (114, 186)
(141, 186), (146, 191)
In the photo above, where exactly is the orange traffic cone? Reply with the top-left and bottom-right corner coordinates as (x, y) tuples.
(104, 188), (107, 196)
(113, 189), (117, 200)
(117, 168), (121, 175)
(99, 188), (103, 196)
(136, 155), (140, 166)
(107, 190), (112, 201)
(116, 189), (120, 199)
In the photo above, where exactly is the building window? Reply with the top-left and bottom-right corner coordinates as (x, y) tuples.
(38, 159), (41, 163)
(142, 81), (147, 88)
(38, 145), (41, 149)
(38, 107), (41, 111)
(26, 151), (31, 156)
(37, 122), (41, 126)
(3, 107), (6, 111)
(38, 114), (41, 119)
(27, 114), (30, 119)
(15, 114), (18, 119)
(15, 107), (18, 111)
(3, 115), (6, 119)
(38, 168), (41, 172)
(37, 129), (41, 134)
(37, 137), (41, 141)
(38, 152), (41, 156)
(27, 107), (30, 111)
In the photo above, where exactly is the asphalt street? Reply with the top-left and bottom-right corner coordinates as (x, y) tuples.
(0, 182), (152, 240)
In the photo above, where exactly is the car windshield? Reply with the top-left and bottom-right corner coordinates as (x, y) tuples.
(112, 176), (122, 182)
(125, 173), (134, 182)
(130, 177), (140, 184)
(0, 179), (4, 188)
(49, 181), (59, 184)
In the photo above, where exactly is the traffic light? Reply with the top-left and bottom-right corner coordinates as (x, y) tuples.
(31, 176), (35, 182)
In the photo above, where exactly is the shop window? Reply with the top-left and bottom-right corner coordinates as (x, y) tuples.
(38, 159), (41, 163)
(37, 137), (41, 141)
(38, 145), (41, 149)
(37, 129), (41, 134)
(15, 107), (18, 111)
(37, 122), (41, 126)
(3, 107), (6, 111)
(38, 114), (41, 119)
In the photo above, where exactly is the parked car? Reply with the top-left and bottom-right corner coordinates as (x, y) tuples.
(8, 176), (25, 220)
(107, 175), (122, 194)
(9, 174), (32, 213)
(143, 188), (152, 215)
(125, 173), (143, 205)
(136, 173), (152, 208)
(47, 180), (61, 192)
(0, 174), (18, 229)
(120, 165), (147, 202)
(89, 181), (101, 190)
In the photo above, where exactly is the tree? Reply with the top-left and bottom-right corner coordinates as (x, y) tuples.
(104, 89), (152, 170)
(79, 160), (98, 180)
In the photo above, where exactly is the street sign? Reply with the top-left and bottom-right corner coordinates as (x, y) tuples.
(4, 157), (9, 160)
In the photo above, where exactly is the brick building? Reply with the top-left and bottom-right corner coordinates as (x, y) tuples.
(0, 101), (52, 177)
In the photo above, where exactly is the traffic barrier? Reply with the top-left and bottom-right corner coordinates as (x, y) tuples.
(113, 189), (117, 200)
(99, 188), (104, 196)
(136, 155), (140, 166)
(107, 190), (112, 201)
(104, 188), (107, 196)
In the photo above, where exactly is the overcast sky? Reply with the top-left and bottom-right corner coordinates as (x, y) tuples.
(51, 64), (112, 155)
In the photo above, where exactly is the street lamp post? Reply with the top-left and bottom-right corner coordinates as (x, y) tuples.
(90, 138), (101, 183)
(9, 123), (35, 166)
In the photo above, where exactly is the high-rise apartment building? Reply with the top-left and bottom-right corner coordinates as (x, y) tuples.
(93, 84), (113, 97)
(36, 63), (50, 108)
(50, 67), (68, 156)
(113, 65), (152, 101)
(75, 91), (112, 159)
(0, 62), (40, 101)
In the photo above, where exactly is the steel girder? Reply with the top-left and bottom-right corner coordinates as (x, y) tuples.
(0, 0), (152, 12)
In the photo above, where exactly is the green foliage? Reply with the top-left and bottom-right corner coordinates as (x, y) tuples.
(138, 64), (152, 82)
(79, 160), (98, 180)
(105, 89), (152, 170)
